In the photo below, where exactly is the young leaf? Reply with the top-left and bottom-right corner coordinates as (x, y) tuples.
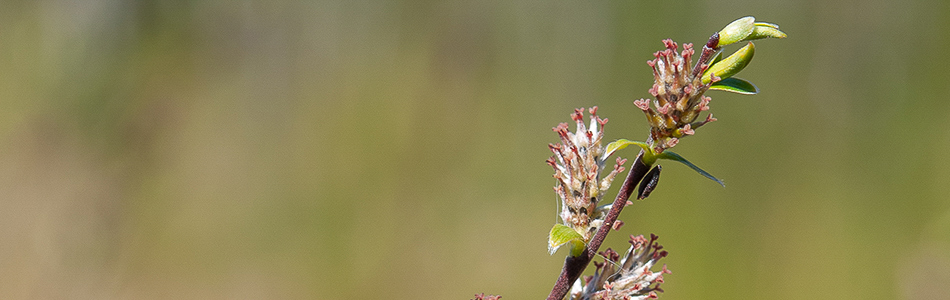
(717, 16), (755, 47)
(605, 139), (656, 165)
(655, 151), (725, 187)
(548, 224), (586, 257)
(754, 22), (780, 29)
(702, 42), (755, 84)
(747, 23), (787, 40)
(709, 77), (759, 94)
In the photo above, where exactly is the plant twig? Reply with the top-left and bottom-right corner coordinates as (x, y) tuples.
(691, 32), (720, 77)
(546, 151), (652, 300)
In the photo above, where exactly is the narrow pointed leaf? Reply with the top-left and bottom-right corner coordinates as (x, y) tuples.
(709, 77), (759, 94)
(703, 42), (755, 84)
(746, 23), (787, 40)
(605, 139), (656, 165)
(655, 151), (725, 187)
(754, 22), (780, 29)
(548, 224), (586, 256)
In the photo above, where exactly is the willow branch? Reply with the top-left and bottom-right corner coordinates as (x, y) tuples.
(546, 151), (652, 300)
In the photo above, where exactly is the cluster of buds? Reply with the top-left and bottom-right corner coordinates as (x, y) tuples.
(570, 234), (671, 300)
(546, 107), (627, 248)
(635, 39), (719, 152)
(635, 16), (785, 153)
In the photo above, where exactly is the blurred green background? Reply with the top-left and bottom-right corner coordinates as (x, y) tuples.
(1, 0), (948, 299)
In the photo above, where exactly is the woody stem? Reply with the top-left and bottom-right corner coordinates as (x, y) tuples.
(545, 151), (652, 300)
(691, 32), (721, 77)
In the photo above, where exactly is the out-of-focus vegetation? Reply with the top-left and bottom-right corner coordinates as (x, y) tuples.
(0, 1), (948, 299)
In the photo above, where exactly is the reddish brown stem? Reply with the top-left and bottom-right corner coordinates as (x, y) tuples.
(691, 32), (721, 77)
(545, 152), (652, 300)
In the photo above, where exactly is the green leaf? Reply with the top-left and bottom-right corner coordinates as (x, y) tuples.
(702, 42), (755, 84)
(709, 77), (759, 95)
(754, 22), (780, 29)
(655, 151), (725, 187)
(746, 23), (787, 40)
(548, 224), (586, 256)
(710, 50), (723, 66)
(718, 16), (755, 47)
(605, 139), (657, 165)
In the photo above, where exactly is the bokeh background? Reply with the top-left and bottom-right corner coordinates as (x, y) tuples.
(1, 0), (948, 299)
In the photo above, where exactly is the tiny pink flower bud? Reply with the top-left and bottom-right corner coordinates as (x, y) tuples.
(665, 138), (679, 148)
(634, 99), (651, 111)
(679, 124), (694, 136)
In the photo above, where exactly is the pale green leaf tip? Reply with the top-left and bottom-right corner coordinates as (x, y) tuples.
(754, 22), (780, 29)
(748, 23), (787, 40)
(718, 16), (755, 47)
(605, 139), (656, 165)
(719, 17), (787, 47)
(604, 139), (633, 158)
